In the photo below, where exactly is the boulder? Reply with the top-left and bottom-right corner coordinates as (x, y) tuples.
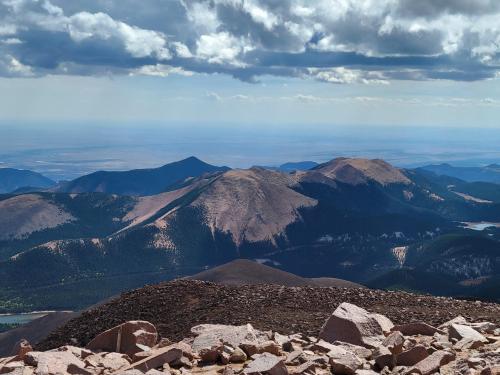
(449, 324), (488, 345)
(123, 347), (183, 372)
(372, 314), (394, 334)
(243, 353), (288, 375)
(57, 346), (93, 360)
(10, 340), (32, 360)
(86, 321), (158, 357)
(191, 324), (269, 353)
(290, 361), (318, 374)
(0, 361), (25, 374)
(229, 348), (247, 363)
(408, 350), (456, 375)
(320, 303), (391, 348)
(396, 345), (428, 367)
(84, 352), (131, 372)
(469, 322), (497, 334)
(382, 331), (404, 355)
(372, 345), (393, 370)
(391, 322), (443, 336)
(331, 342), (372, 360)
(24, 351), (87, 375)
(327, 346), (363, 375)
(284, 350), (303, 366)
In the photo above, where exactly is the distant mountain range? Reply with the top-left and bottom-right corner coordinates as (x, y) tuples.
(0, 168), (55, 193)
(420, 163), (500, 184)
(0, 156), (499, 312)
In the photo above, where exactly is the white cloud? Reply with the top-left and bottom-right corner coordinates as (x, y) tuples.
(205, 91), (222, 101)
(67, 12), (171, 59)
(307, 67), (389, 85)
(131, 64), (193, 77)
(2, 0), (500, 82)
(196, 32), (253, 65)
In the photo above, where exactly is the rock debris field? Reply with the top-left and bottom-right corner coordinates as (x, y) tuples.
(1, 297), (499, 374)
(39, 280), (500, 350)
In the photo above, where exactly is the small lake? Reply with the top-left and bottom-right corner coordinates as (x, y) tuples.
(462, 222), (500, 231)
(0, 312), (50, 325)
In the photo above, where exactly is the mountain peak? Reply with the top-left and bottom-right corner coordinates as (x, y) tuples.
(315, 157), (411, 186)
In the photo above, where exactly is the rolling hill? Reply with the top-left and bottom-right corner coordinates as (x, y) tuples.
(54, 156), (230, 196)
(0, 168), (55, 193)
(189, 259), (364, 288)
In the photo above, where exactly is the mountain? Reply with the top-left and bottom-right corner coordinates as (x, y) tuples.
(419, 163), (500, 184)
(0, 192), (136, 261)
(313, 157), (411, 185)
(1, 157), (500, 312)
(369, 233), (500, 301)
(55, 156), (230, 196)
(0, 168), (55, 193)
(189, 259), (364, 288)
(278, 161), (318, 172)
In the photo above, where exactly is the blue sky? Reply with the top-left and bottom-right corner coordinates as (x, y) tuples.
(1, 0), (500, 128)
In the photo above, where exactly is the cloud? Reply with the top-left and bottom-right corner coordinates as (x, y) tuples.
(205, 91), (222, 101)
(1, 0), (500, 83)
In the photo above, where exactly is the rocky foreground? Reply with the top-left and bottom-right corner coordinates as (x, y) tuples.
(2, 301), (500, 375)
(38, 281), (500, 350)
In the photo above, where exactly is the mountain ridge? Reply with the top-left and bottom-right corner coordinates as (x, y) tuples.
(54, 156), (230, 196)
(0, 168), (55, 193)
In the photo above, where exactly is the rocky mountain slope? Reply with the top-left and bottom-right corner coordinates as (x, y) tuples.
(1, 157), (500, 312)
(4, 280), (497, 375)
(38, 280), (500, 350)
(0, 168), (55, 193)
(54, 156), (229, 196)
(5, 306), (499, 375)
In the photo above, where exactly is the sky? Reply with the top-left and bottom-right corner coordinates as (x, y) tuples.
(1, 0), (500, 127)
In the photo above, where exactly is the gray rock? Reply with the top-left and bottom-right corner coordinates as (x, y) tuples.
(408, 350), (456, 375)
(320, 303), (391, 349)
(396, 345), (429, 367)
(327, 346), (363, 375)
(244, 353), (288, 375)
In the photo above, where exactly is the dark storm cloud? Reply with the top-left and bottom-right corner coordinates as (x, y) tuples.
(1, 0), (499, 83)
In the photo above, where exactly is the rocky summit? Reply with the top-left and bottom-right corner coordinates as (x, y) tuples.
(1, 302), (499, 375)
(37, 280), (500, 351)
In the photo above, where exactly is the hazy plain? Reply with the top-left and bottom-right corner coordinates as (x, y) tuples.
(1, 123), (500, 181)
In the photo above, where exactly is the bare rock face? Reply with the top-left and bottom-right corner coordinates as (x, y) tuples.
(86, 321), (158, 357)
(319, 303), (392, 348)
